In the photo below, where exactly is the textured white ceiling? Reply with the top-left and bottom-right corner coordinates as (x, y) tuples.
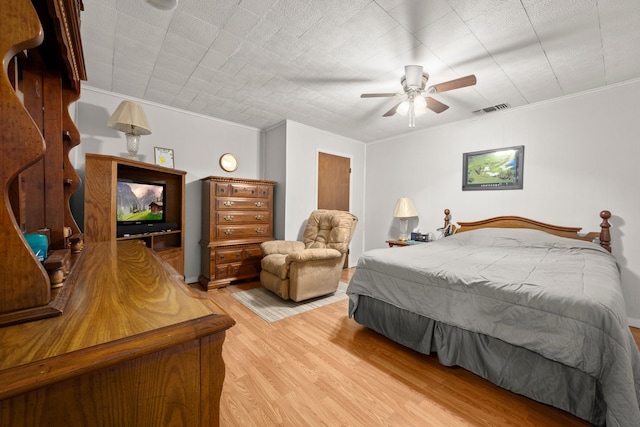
(80, 0), (640, 142)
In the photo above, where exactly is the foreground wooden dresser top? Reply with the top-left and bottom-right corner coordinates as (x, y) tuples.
(0, 241), (235, 426)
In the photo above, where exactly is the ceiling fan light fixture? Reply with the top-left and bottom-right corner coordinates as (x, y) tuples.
(414, 105), (428, 116)
(414, 95), (426, 109)
(397, 100), (410, 116)
(145, 0), (178, 11)
(360, 65), (477, 127)
(404, 65), (423, 88)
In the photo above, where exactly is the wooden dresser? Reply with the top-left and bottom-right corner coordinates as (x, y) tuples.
(199, 176), (276, 290)
(0, 241), (234, 426)
(1, 2), (234, 425)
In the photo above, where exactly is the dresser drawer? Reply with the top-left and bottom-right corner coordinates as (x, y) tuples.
(215, 183), (272, 198)
(216, 212), (270, 224)
(217, 183), (258, 197)
(216, 248), (244, 263)
(244, 245), (263, 259)
(228, 261), (261, 279)
(215, 198), (270, 211)
(230, 183), (259, 197)
(214, 260), (261, 281)
(214, 244), (262, 263)
(216, 224), (271, 240)
(215, 183), (232, 197)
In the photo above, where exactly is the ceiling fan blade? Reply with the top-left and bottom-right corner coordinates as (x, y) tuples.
(428, 75), (477, 94)
(426, 97), (449, 114)
(383, 102), (403, 117)
(361, 93), (397, 98)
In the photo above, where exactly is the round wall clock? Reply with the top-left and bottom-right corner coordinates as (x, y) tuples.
(219, 153), (238, 172)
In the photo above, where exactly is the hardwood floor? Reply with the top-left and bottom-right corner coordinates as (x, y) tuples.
(196, 269), (640, 426)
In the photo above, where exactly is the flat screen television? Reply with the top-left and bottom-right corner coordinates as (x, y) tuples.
(116, 178), (167, 233)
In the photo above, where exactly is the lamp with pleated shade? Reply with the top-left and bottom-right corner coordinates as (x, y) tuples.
(108, 101), (152, 160)
(393, 197), (418, 241)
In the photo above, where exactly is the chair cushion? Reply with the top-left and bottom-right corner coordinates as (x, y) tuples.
(261, 254), (290, 279)
(286, 248), (342, 263)
(261, 240), (305, 255)
(302, 210), (357, 253)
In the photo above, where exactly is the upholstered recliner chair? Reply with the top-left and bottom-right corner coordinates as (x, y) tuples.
(260, 209), (358, 302)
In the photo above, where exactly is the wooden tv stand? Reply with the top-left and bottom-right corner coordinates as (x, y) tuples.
(84, 154), (187, 275)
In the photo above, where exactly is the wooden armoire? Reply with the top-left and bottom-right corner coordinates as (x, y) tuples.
(0, 2), (234, 425)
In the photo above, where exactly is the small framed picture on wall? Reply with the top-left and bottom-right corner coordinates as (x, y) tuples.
(154, 147), (174, 168)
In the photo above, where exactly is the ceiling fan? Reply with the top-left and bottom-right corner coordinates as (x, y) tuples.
(361, 65), (477, 127)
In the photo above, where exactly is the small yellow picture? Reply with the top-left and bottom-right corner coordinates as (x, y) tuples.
(154, 147), (174, 168)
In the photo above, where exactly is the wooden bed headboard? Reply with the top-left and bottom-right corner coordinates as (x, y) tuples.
(442, 209), (612, 252)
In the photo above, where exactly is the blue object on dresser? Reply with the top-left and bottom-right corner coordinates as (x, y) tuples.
(25, 234), (48, 261)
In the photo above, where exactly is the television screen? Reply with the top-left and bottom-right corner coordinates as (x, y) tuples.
(116, 179), (166, 225)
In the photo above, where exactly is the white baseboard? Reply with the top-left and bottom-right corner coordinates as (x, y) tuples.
(628, 317), (640, 329)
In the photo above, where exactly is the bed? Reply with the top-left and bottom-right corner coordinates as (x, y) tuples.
(347, 210), (640, 426)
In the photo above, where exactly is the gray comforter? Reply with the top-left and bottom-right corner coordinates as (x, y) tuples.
(347, 228), (640, 427)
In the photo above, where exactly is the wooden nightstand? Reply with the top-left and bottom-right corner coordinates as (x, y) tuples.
(386, 240), (414, 247)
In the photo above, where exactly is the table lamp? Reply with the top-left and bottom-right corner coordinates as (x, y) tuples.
(393, 197), (418, 241)
(108, 100), (152, 160)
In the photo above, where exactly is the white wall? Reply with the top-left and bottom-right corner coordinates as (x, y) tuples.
(72, 82), (640, 323)
(364, 78), (640, 324)
(72, 87), (263, 283)
(263, 122), (287, 240)
(274, 120), (366, 267)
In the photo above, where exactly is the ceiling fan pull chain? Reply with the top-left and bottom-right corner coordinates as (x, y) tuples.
(408, 98), (416, 128)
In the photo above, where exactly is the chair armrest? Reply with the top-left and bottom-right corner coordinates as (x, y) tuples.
(286, 248), (342, 263)
(261, 240), (305, 255)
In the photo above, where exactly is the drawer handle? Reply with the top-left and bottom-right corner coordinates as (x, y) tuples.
(224, 215), (234, 221)
(255, 215), (264, 220)
(224, 229), (234, 235)
(255, 228), (265, 234)
(223, 201), (234, 207)
(254, 202), (264, 207)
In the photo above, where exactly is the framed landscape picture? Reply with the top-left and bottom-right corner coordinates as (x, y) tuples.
(462, 145), (524, 191)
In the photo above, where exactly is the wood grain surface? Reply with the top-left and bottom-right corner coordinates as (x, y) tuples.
(0, 241), (234, 426)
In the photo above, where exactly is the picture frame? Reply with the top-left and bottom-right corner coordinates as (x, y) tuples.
(154, 147), (174, 168)
(462, 145), (524, 191)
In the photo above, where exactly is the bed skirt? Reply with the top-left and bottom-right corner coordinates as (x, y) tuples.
(350, 295), (606, 426)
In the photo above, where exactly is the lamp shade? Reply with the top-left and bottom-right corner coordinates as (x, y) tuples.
(393, 197), (418, 218)
(108, 101), (152, 135)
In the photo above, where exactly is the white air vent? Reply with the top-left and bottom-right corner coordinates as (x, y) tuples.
(472, 103), (510, 115)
